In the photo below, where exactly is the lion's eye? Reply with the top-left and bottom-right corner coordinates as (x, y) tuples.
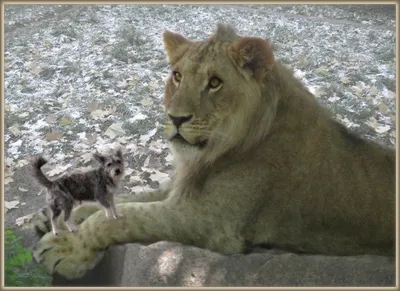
(208, 77), (222, 89)
(173, 71), (182, 82)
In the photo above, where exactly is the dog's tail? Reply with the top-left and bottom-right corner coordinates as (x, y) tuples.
(31, 156), (54, 188)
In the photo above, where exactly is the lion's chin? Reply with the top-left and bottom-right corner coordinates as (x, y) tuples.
(170, 133), (208, 149)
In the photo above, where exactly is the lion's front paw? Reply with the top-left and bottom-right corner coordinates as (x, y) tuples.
(33, 231), (105, 280)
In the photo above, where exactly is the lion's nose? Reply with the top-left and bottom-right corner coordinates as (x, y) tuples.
(168, 114), (192, 128)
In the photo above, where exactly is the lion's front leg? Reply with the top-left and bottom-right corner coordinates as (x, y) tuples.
(29, 203), (104, 235)
(25, 187), (170, 235)
(32, 200), (200, 280)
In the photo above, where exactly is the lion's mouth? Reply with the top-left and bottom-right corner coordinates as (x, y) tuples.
(171, 133), (208, 149)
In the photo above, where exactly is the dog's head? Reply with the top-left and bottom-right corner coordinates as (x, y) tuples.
(93, 148), (125, 181)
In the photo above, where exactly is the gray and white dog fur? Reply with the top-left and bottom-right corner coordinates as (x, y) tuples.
(31, 148), (125, 235)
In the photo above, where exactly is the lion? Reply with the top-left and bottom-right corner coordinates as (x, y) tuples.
(31, 23), (395, 280)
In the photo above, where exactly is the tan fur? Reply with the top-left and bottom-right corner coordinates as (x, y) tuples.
(32, 24), (395, 280)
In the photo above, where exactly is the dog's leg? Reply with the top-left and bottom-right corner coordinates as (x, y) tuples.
(64, 203), (78, 233)
(50, 207), (62, 236)
(97, 194), (113, 219)
(105, 208), (113, 219)
(109, 196), (122, 219)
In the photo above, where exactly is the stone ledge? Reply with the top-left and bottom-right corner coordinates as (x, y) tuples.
(52, 241), (395, 287)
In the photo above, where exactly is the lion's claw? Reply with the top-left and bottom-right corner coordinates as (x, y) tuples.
(33, 231), (105, 279)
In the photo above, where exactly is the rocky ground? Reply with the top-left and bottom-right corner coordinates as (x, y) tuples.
(4, 3), (396, 253)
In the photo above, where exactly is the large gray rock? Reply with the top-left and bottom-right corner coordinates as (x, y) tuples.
(53, 242), (395, 287)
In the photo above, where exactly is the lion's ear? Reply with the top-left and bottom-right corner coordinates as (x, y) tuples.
(229, 37), (275, 83)
(163, 30), (191, 65)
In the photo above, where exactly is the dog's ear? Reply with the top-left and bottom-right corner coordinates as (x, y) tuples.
(116, 148), (123, 159)
(93, 152), (106, 164)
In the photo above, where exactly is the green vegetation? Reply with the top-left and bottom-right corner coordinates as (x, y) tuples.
(5, 227), (51, 287)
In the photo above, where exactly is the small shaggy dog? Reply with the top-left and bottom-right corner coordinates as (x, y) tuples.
(31, 149), (125, 235)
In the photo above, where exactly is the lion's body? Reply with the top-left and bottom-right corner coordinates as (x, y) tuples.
(32, 24), (395, 279)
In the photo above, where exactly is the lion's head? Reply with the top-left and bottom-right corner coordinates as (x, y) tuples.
(163, 24), (280, 166)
